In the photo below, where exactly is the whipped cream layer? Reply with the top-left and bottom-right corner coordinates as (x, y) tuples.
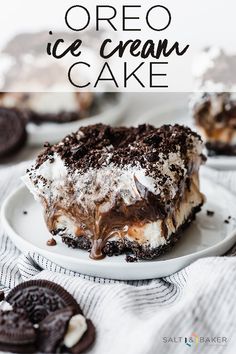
(23, 124), (205, 259)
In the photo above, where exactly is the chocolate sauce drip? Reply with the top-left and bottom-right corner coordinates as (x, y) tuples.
(44, 176), (197, 260)
(161, 221), (168, 239)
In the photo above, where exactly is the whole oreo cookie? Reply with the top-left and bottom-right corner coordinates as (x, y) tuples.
(6, 279), (82, 323)
(0, 107), (27, 159)
(0, 309), (36, 353)
(38, 307), (75, 353)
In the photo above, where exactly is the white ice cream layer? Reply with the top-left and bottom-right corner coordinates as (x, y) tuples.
(23, 152), (161, 209)
(22, 144), (201, 211)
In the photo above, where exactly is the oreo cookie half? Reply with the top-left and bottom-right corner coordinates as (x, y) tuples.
(0, 107), (27, 159)
(0, 309), (36, 353)
(38, 307), (75, 353)
(6, 279), (82, 323)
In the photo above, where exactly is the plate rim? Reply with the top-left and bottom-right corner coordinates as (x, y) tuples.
(1, 180), (236, 273)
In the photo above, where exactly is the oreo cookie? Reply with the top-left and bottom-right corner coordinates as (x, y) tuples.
(38, 307), (75, 353)
(6, 279), (81, 323)
(6, 280), (96, 353)
(38, 307), (95, 354)
(0, 309), (36, 353)
(0, 107), (27, 159)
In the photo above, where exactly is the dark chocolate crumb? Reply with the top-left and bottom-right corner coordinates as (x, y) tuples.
(125, 255), (138, 263)
(0, 291), (4, 301)
(23, 211), (28, 215)
(224, 219), (230, 224)
(47, 238), (57, 246)
(207, 210), (214, 217)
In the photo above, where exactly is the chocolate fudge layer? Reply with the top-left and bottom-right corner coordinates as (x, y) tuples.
(23, 124), (205, 260)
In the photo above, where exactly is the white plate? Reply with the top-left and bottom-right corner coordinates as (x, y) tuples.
(1, 178), (236, 280)
(27, 93), (128, 146)
(137, 102), (236, 171)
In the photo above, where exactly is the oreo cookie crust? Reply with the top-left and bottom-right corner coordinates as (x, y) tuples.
(0, 309), (36, 353)
(0, 107), (27, 159)
(6, 279), (81, 323)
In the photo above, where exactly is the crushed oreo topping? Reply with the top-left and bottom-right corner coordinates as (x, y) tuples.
(35, 124), (203, 175)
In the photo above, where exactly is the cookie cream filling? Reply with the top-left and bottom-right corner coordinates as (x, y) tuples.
(64, 314), (87, 348)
